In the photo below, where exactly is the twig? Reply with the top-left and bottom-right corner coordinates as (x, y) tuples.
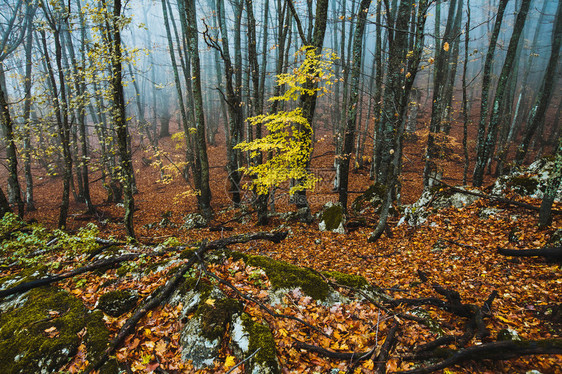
(226, 348), (261, 374)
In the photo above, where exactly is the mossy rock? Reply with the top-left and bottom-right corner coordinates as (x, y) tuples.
(321, 270), (368, 289)
(318, 202), (346, 234)
(508, 176), (539, 195)
(229, 252), (331, 301)
(0, 287), (116, 374)
(196, 297), (242, 341)
(96, 289), (139, 317)
(234, 313), (280, 374)
(0, 265), (48, 291)
(180, 290), (242, 369)
(351, 183), (386, 213)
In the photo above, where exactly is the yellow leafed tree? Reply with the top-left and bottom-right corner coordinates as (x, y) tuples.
(235, 47), (336, 195)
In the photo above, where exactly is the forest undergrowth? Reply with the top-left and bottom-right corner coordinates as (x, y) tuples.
(1, 126), (561, 373)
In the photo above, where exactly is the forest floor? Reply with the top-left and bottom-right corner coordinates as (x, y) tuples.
(1, 121), (561, 373)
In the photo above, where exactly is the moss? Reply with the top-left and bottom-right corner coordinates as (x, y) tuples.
(0, 286), (112, 374)
(0, 264), (48, 290)
(322, 204), (344, 231)
(508, 176), (539, 195)
(179, 247), (196, 259)
(97, 289), (138, 317)
(321, 270), (368, 289)
(240, 313), (279, 373)
(230, 252), (331, 301)
(351, 183), (386, 212)
(196, 298), (242, 341)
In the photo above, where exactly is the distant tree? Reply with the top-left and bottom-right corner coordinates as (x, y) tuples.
(515, 0), (562, 167)
(235, 48), (335, 199)
(337, 0), (372, 211)
(180, 0), (212, 219)
(369, 0), (430, 242)
(0, 0), (35, 218)
(472, 0), (509, 186)
(473, 0), (531, 187)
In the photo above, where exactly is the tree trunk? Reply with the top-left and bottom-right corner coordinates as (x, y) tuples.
(515, 0), (562, 167)
(337, 0), (372, 212)
(539, 136), (562, 227)
(107, 0), (135, 238)
(0, 68), (24, 218)
(472, 0), (509, 186)
(473, 0), (531, 186)
(182, 0), (212, 219)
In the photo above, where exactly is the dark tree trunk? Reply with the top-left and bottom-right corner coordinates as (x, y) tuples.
(337, 0), (372, 212)
(539, 136), (562, 226)
(472, 0), (509, 186)
(182, 0), (212, 219)
(0, 186), (11, 218)
(0, 68), (24, 218)
(106, 0), (135, 238)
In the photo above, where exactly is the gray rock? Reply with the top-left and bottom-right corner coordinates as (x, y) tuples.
(492, 158), (561, 201)
(398, 187), (480, 227)
(181, 213), (208, 230)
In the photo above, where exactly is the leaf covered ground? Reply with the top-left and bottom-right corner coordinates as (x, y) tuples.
(1, 131), (561, 373)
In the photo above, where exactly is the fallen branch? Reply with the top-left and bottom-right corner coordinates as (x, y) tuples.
(498, 246), (562, 262)
(294, 340), (371, 360)
(84, 231), (287, 374)
(398, 339), (562, 374)
(374, 322), (400, 374)
(0, 253), (139, 299)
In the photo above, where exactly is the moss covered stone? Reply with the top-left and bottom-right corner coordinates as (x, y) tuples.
(230, 252), (331, 301)
(507, 176), (539, 195)
(96, 289), (138, 317)
(0, 286), (113, 374)
(196, 297), (242, 341)
(240, 313), (279, 374)
(351, 183), (386, 213)
(321, 270), (368, 289)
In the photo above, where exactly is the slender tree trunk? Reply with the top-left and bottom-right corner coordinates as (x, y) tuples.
(423, 0), (458, 188)
(22, 9), (35, 211)
(461, 0), (470, 185)
(0, 67), (24, 217)
(39, 22), (73, 228)
(337, 0), (372, 212)
(539, 136), (562, 226)
(515, 0), (562, 167)
(182, 0), (212, 219)
(107, 0), (135, 238)
(472, 0), (509, 186)
(474, 0), (531, 186)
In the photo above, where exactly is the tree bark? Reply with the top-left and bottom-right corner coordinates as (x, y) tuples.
(472, 0), (509, 186)
(515, 0), (562, 167)
(182, 0), (213, 219)
(337, 0), (372, 212)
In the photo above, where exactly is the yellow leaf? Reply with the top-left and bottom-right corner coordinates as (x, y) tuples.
(443, 42), (450, 51)
(205, 298), (215, 307)
(363, 359), (374, 370)
(224, 355), (236, 369)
